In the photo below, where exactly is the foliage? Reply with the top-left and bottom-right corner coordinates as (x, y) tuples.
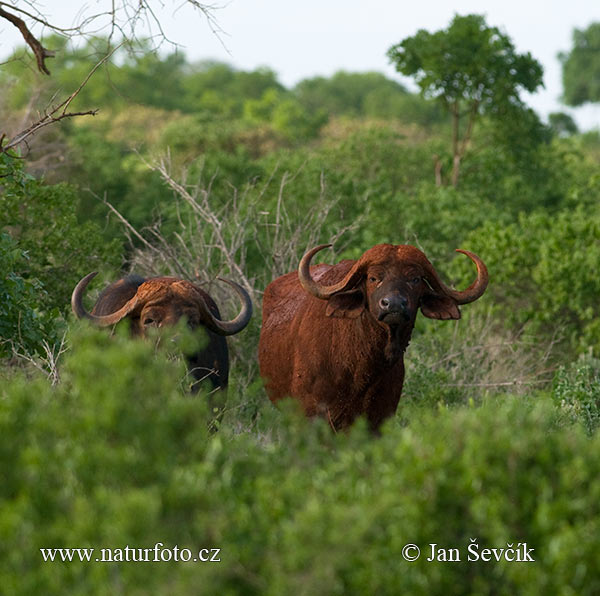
(387, 14), (543, 111)
(457, 204), (600, 354)
(0, 152), (122, 313)
(548, 112), (579, 137)
(0, 232), (59, 358)
(560, 22), (600, 106)
(387, 13), (544, 186)
(2, 331), (600, 593)
(553, 356), (600, 434)
(244, 89), (328, 141)
(459, 130), (573, 214)
(294, 71), (405, 116)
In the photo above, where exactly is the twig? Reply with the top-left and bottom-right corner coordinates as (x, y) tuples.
(1, 44), (123, 154)
(9, 331), (69, 386)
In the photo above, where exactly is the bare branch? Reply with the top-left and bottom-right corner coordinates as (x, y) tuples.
(0, 5), (54, 74)
(1, 44), (122, 154)
(8, 331), (68, 386)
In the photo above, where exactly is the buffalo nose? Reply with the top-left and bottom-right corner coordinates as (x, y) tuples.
(379, 295), (408, 313)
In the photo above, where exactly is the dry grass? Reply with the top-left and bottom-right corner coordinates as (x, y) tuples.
(404, 312), (562, 404)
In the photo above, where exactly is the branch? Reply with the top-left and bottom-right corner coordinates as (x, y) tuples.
(0, 1), (82, 33)
(0, 5), (55, 74)
(9, 331), (69, 386)
(457, 100), (480, 160)
(1, 44), (122, 154)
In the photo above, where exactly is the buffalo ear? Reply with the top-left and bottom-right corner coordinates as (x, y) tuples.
(420, 293), (461, 320)
(325, 289), (365, 319)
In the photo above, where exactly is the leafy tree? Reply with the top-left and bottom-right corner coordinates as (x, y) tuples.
(116, 46), (188, 110)
(0, 2), (220, 155)
(1, 37), (189, 114)
(362, 87), (446, 127)
(243, 89), (327, 141)
(549, 112), (579, 137)
(243, 88), (283, 122)
(560, 23), (600, 106)
(180, 61), (240, 116)
(271, 97), (328, 141)
(387, 14), (544, 186)
(0, 1), (217, 77)
(294, 70), (407, 117)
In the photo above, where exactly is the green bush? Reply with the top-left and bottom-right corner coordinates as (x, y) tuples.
(0, 153), (122, 314)
(553, 356), (600, 434)
(0, 233), (59, 359)
(2, 329), (600, 594)
(457, 205), (600, 355)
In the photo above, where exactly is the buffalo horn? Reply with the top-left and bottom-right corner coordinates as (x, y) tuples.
(71, 272), (139, 325)
(298, 244), (362, 299)
(201, 278), (253, 336)
(425, 249), (489, 305)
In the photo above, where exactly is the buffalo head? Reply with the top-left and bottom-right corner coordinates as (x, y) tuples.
(71, 273), (253, 393)
(298, 243), (487, 332)
(72, 273), (252, 337)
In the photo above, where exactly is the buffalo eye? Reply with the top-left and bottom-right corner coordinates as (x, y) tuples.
(143, 316), (156, 327)
(368, 276), (378, 283)
(409, 276), (421, 285)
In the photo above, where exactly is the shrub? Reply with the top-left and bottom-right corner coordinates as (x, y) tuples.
(0, 153), (122, 314)
(2, 329), (600, 594)
(0, 232), (59, 359)
(457, 205), (600, 355)
(553, 356), (600, 434)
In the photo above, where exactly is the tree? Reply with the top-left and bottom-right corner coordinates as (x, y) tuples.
(387, 14), (544, 187)
(0, 1), (219, 76)
(294, 71), (407, 117)
(560, 22), (600, 107)
(549, 112), (579, 137)
(0, 232), (59, 359)
(0, 1), (220, 155)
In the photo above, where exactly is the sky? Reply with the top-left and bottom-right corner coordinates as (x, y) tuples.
(1, 0), (600, 130)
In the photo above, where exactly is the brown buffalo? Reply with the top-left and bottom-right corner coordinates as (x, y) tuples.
(72, 273), (252, 391)
(258, 243), (488, 431)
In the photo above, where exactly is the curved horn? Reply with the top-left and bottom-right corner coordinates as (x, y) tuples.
(298, 244), (362, 300)
(425, 249), (488, 305)
(71, 272), (140, 326)
(201, 278), (253, 336)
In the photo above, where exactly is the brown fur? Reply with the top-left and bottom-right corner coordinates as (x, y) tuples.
(258, 244), (487, 431)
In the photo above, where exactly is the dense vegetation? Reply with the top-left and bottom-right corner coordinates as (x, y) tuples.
(2, 14), (600, 592)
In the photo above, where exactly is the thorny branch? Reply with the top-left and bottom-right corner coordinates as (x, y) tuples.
(0, 1), (225, 72)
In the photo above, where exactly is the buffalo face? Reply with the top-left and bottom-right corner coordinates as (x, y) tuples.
(366, 262), (424, 326)
(72, 275), (252, 338)
(298, 243), (488, 359)
(71, 273), (253, 391)
(129, 281), (230, 337)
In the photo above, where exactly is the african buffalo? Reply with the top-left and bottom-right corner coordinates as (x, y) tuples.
(258, 243), (488, 431)
(72, 273), (252, 391)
